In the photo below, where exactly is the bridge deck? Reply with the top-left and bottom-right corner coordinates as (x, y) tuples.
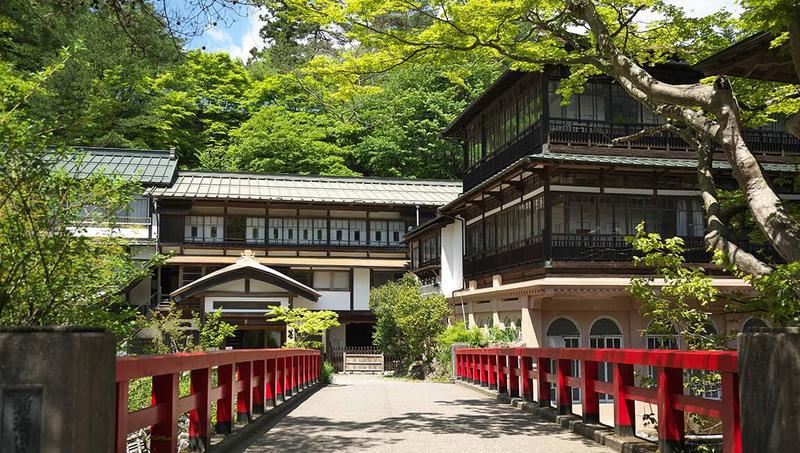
(243, 374), (612, 452)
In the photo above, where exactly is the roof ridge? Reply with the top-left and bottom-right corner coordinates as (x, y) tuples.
(175, 170), (463, 185)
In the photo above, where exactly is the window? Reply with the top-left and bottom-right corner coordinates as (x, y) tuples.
(389, 221), (405, 246)
(350, 220), (366, 245)
(184, 216), (224, 243)
(298, 219), (314, 245)
(225, 216), (246, 243)
(246, 217), (265, 243)
(313, 270), (351, 290)
(549, 80), (607, 121)
(370, 220), (388, 246)
(330, 219), (348, 246)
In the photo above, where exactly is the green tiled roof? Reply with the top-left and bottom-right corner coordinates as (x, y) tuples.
(58, 147), (178, 187)
(530, 152), (800, 172)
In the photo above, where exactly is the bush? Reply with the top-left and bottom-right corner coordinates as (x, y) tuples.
(434, 322), (487, 378)
(321, 361), (335, 384)
(370, 273), (449, 372)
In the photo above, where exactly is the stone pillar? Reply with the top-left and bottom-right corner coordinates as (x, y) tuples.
(739, 327), (800, 451)
(0, 327), (116, 453)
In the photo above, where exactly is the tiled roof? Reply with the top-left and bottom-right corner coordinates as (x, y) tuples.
(148, 172), (463, 207)
(529, 152), (800, 172)
(58, 147), (178, 187)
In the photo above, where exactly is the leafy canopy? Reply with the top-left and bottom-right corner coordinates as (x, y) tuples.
(266, 306), (340, 349)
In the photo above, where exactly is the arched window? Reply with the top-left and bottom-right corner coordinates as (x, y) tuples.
(503, 316), (513, 328)
(743, 317), (768, 332)
(646, 321), (678, 350)
(546, 317), (580, 347)
(514, 316), (522, 331)
(589, 318), (622, 348)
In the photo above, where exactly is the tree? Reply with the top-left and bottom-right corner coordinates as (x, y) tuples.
(281, 0), (800, 281)
(370, 274), (449, 371)
(138, 303), (236, 354)
(0, 58), (159, 338)
(266, 306), (340, 349)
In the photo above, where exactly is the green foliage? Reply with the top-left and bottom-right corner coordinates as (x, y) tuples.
(139, 303), (236, 354)
(626, 223), (726, 350)
(486, 326), (521, 346)
(266, 306), (340, 349)
(0, 59), (158, 338)
(434, 322), (487, 376)
(321, 361), (336, 384)
(370, 274), (449, 370)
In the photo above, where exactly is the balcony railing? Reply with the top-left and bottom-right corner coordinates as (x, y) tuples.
(550, 233), (710, 262)
(455, 347), (741, 452)
(464, 236), (544, 278)
(177, 236), (405, 249)
(464, 121), (545, 191)
(549, 117), (800, 156)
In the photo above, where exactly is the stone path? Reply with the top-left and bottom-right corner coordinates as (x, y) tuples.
(241, 374), (613, 452)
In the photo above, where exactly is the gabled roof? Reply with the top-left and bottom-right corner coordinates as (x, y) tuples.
(148, 171), (463, 207)
(171, 253), (321, 302)
(694, 32), (797, 84)
(58, 147), (178, 187)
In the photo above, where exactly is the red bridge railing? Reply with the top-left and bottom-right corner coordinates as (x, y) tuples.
(455, 347), (740, 453)
(115, 348), (321, 453)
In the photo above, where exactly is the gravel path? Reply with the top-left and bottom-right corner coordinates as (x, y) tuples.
(243, 374), (613, 452)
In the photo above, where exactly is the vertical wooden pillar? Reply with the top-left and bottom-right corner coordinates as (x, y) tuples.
(216, 364), (235, 434)
(283, 355), (292, 397)
(265, 359), (276, 407)
(252, 360), (266, 414)
(487, 354), (497, 390)
(581, 360), (599, 423)
(556, 358), (571, 415)
(115, 380), (130, 453)
(721, 371), (742, 453)
(508, 355), (520, 398)
(275, 357), (285, 402)
(496, 354), (507, 393)
(151, 373), (179, 453)
(479, 354), (487, 386)
(521, 356), (533, 401)
(236, 361), (252, 423)
(613, 363), (635, 436)
(657, 367), (685, 452)
(188, 368), (211, 451)
(536, 356), (550, 407)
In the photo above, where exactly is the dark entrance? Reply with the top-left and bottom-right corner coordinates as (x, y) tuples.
(345, 323), (375, 347)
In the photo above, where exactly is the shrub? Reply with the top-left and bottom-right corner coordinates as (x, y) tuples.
(370, 273), (449, 371)
(266, 306), (340, 349)
(434, 322), (487, 377)
(321, 361), (335, 384)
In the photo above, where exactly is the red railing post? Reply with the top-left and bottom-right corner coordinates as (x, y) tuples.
(536, 356), (550, 407)
(266, 358), (276, 407)
(188, 367), (212, 450)
(521, 356), (533, 401)
(556, 358), (571, 415)
(487, 353), (497, 390)
(236, 361), (253, 423)
(657, 367), (685, 452)
(150, 373), (179, 453)
(479, 353), (487, 386)
(253, 360), (266, 414)
(275, 357), (285, 402)
(283, 355), (292, 397)
(217, 364), (235, 434)
(721, 371), (741, 453)
(581, 360), (599, 424)
(496, 353), (507, 393)
(613, 363), (635, 436)
(115, 380), (129, 453)
(289, 354), (297, 393)
(508, 354), (520, 398)
(467, 353), (475, 382)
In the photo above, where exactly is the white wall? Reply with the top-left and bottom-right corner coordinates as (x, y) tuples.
(352, 268), (371, 310)
(295, 291), (351, 311)
(128, 277), (152, 306)
(440, 220), (464, 296)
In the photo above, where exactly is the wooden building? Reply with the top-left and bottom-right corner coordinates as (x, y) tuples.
(406, 57), (798, 351)
(145, 171), (461, 348)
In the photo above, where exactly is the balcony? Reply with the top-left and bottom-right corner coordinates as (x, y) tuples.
(463, 121), (545, 191)
(548, 118), (800, 156)
(464, 236), (544, 278)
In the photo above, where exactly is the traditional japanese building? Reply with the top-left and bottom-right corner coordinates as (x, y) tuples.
(406, 59), (798, 351)
(145, 171), (460, 349)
